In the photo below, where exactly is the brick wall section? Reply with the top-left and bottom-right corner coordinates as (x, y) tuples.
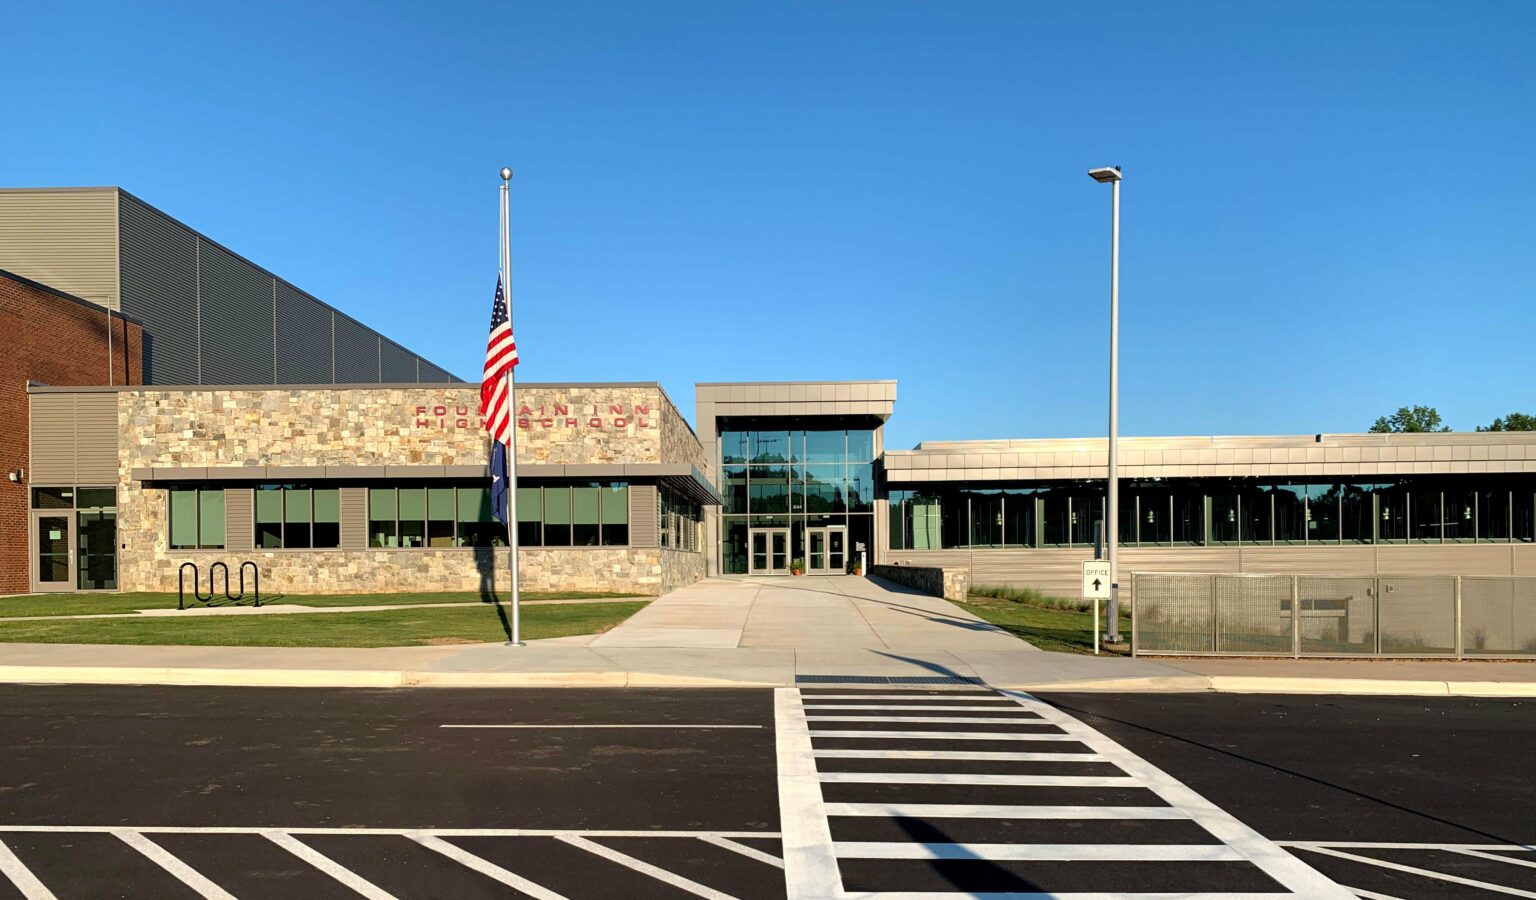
(1, 271), (142, 594)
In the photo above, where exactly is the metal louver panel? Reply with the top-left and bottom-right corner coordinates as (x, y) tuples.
(380, 339), (416, 383)
(28, 394), (76, 484)
(74, 394), (118, 484)
(225, 489), (255, 551)
(332, 314), (378, 383)
(628, 484), (659, 548)
(340, 487), (368, 549)
(196, 242), (274, 385)
(275, 282), (333, 384)
(118, 194), (199, 384)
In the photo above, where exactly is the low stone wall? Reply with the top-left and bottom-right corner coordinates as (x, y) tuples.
(871, 563), (970, 602)
(129, 546), (708, 597)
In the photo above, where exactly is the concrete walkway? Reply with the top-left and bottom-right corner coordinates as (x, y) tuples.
(0, 575), (1532, 695)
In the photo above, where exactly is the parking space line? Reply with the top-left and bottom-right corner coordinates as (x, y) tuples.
(1448, 847), (1536, 870)
(838, 892), (1309, 899)
(0, 838), (56, 900)
(813, 749), (1101, 762)
(265, 831), (400, 900)
(558, 835), (735, 899)
(822, 803), (1188, 819)
(0, 826), (779, 839)
(410, 833), (571, 900)
(833, 841), (1248, 861)
(116, 831), (237, 900)
(818, 772), (1137, 787)
(1296, 845), (1536, 898)
(698, 835), (785, 869)
(440, 724), (763, 729)
(1346, 888), (1411, 900)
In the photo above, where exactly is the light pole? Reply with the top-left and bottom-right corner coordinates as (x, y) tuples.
(1088, 165), (1123, 643)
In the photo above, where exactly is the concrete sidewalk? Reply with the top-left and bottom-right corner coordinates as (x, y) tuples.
(0, 576), (1531, 696)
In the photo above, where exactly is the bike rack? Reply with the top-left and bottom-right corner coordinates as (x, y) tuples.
(177, 561), (262, 610)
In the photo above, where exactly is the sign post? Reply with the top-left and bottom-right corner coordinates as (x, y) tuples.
(1082, 560), (1112, 656)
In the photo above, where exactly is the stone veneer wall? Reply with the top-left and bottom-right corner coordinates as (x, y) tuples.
(871, 563), (970, 603)
(116, 385), (706, 595)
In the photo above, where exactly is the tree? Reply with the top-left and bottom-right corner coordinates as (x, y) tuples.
(1369, 405), (1450, 433)
(1478, 412), (1536, 432)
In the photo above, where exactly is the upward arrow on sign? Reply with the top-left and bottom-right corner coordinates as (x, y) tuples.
(1092, 579), (1102, 591)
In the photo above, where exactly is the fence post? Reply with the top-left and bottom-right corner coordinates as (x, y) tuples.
(1292, 574), (1300, 659)
(1210, 575), (1219, 653)
(1454, 575), (1463, 660)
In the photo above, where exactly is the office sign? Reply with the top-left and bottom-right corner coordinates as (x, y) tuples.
(1082, 560), (1112, 600)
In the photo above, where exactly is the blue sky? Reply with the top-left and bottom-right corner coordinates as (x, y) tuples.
(6, 1), (1532, 449)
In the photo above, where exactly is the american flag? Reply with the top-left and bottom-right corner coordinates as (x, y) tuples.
(480, 276), (520, 445)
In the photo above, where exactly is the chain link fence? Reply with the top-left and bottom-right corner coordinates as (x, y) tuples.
(1133, 572), (1536, 658)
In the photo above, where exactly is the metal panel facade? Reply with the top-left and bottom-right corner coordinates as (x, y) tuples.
(340, 487), (368, 549)
(275, 282), (334, 383)
(196, 242), (274, 385)
(224, 489), (254, 551)
(74, 394), (118, 484)
(380, 339), (416, 383)
(118, 194), (200, 384)
(332, 315), (378, 383)
(629, 484), (659, 547)
(419, 361), (454, 383)
(27, 394), (75, 484)
(0, 189), (119, 309)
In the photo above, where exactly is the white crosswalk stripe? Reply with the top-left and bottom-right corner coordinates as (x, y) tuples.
(777, 686), (1356, 899)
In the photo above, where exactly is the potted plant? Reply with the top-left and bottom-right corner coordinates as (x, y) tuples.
(790, 558), (805, 576)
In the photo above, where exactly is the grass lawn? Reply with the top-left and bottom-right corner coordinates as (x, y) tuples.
(0, 600), (650, 648)
(957, 595), (1132, 655)
(0, 590), (646, 619)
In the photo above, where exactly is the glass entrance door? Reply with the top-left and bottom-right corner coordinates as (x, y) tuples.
(32, 512), (73, 592)
(806, 527), (847, 574)
(749, 528), (790, 575)
(77, 510), (118, 590)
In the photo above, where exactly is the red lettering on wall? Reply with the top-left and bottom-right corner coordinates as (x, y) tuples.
(432, 405), (447, 417)
(455, 405), (469, 416)
(519, 405), (533, 416)
(517, 418), (530, 429)
(554, 404), (568, 416)
(609, 405), (623, 415)
(540, 418), (554, 428)
(589, 417), (603, 427)
(635, 405), (650, 415)
(455, 418), (469, 428)
(565, 417), (578, 428)
(415, 406), (428, 416)
(637, 416), (650, 429)
(416, 419), (432, 428)
(614, 417), (628, 428)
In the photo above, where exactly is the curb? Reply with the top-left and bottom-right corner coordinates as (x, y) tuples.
(0, 666), (1532, 697)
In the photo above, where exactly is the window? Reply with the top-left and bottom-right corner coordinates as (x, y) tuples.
(169, 487), (225, 550)
(967, 490), (1002, 548)
(255, 485), (340, 549)
(516, 487), (542, 547)
(660, 488), (701, 551)
(1002, 489), (1036, 548)
(601, 484), (629, 545)
(367, 485), (507, 549)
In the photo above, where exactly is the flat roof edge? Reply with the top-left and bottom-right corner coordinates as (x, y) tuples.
(27, 380), (666, 394)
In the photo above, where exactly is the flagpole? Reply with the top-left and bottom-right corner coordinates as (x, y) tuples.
(500, 166), (523, 646)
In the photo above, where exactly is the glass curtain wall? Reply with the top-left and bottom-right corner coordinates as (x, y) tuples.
(719, 426), (876, 573)
(889, 475), (1536, 549)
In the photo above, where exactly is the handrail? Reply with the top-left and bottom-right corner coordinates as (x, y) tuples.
(175, 561), (262, 610)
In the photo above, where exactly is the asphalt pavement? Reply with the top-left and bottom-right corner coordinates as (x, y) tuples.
(0, 684), (1529, 898)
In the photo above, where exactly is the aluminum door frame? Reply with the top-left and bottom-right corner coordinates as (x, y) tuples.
(30, 509), (76, 593)
(748, 527), (791, 575)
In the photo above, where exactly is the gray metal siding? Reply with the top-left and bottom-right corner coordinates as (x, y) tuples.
(27, 393), (119, 485)
(629, 484), (659, 547)
(333, 314), (378, 382)
(196, 242), (274, 385)
(274, 282), (334, 383)
(118, 194), (200, 384)
(380, 339), (416, 383)
(28, 394), (75, 484)
(0, 189), (119, 309)
(225, 489), (254, 551)
(74, 394), (118, 484)
(419, 361), (454, 383)
(340, 487), (367, 549)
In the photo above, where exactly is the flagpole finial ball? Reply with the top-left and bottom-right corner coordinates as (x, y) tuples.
(499, 167), (513, 181)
